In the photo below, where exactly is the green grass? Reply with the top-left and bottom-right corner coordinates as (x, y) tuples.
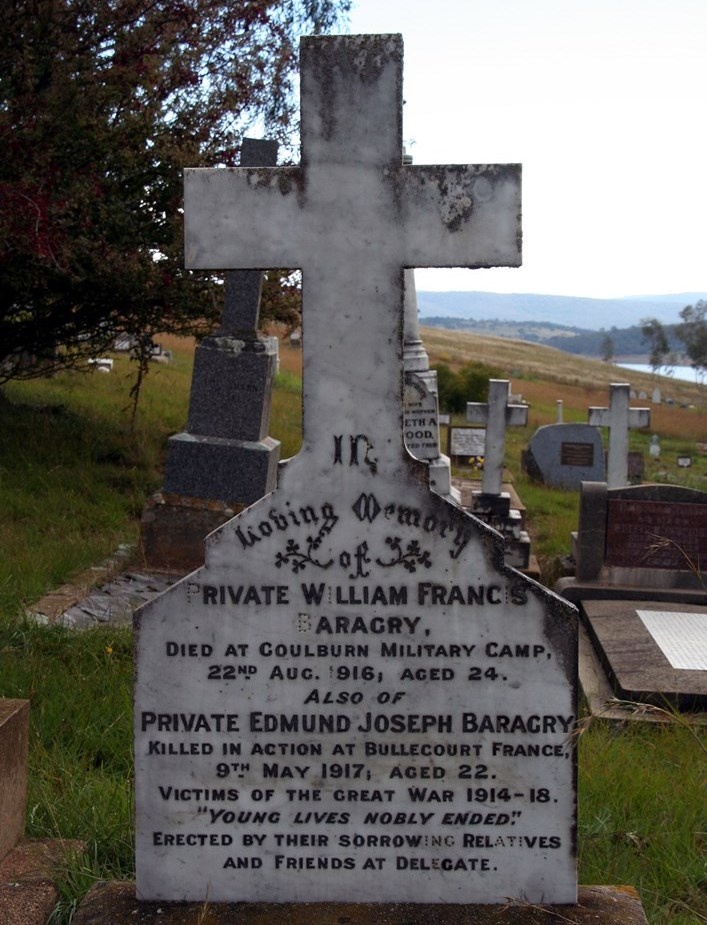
(578, 721), (705, 925)
(0, 340), (705, 923)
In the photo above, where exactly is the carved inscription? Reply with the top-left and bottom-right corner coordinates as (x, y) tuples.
(560, 442), (594, 467)
(449, 428), (486, 461)
(606, 499), (707, 569)
(135, 486), (577, 903)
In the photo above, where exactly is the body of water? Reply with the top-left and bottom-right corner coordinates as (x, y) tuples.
(617, 363), (702, 385)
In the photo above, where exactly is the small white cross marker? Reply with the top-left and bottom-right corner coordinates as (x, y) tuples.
(467, 379), (528, 495)
(588, 383), (650, 488)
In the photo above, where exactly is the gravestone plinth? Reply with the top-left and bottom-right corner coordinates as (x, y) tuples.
(139, 138), (280, 572)
(73, 883), (650, 925)
(134, 34), (582, 906)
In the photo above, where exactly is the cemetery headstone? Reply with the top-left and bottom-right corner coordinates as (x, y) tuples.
(652, 386), (661, 404)
(524, 423), (605, 490)
(466, 381), (531, 568)
(649, 434), (660, 458)
(587, 383), (650, 489)
(135, 34), (578, 906)
(402, 266), (460, 504)
(448, 426), (486, 464)
(139, 138), (281, 571)
(556, 399), (563, 423)
(567, 483), (707, 589)
(557, 482), (706, 718)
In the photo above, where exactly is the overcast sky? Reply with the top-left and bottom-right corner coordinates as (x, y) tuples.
(346, 0), (707, 299)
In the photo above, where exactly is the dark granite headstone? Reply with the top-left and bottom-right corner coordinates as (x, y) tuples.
(567, 483), (707, 589)
(139, 139), (281, 570)
(524, 423), (605, 490)
(164, 138), (280, 504)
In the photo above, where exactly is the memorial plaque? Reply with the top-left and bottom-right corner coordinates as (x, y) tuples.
(135, 34), (577, 906)
(605, 499), (707, 569)
(560, 442), (594, 468)
(449, 427), (486, 461)
(404, 372), (440, 459)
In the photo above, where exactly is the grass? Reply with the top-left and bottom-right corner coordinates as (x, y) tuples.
(0, 329), (705, 923)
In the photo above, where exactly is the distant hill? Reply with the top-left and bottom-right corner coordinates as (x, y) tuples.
(416, 291), (706, 331)
(419, 318), (684, 358)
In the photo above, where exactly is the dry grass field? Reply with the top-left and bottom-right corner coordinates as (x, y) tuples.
(266, 325), (706, 442)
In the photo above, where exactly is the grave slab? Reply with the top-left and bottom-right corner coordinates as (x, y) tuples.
(73, 882), (648, 925)
(581, 599), (706, 711)
(135, 34), (579, 907)
(0, 699), (29, 863)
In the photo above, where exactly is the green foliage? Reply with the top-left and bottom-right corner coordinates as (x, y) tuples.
(600, 332), (614, 363)
(641, 318), (672, 373)
(433, 361), (502, 413)
(677, 300), (707, 377)
(0, 0), (350, 379)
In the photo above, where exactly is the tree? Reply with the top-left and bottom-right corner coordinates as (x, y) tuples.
(677, 301), (707, 381)
(0, 0), (349, 381)
(434, 362), (502, 414)
(641, 317), (670, 375)
(600, 332), (614, 364)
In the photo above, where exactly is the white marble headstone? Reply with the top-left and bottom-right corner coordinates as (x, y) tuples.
(135, 33), (577, 906)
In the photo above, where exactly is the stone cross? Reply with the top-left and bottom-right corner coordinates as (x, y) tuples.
(185, 35), (521, 463)
(219, 138), (279, 337)
(588, 383), (650, 488)
(466, 380), (528, 495)
(134, 35), (575, 907)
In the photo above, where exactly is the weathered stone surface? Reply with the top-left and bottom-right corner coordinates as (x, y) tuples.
(0, 700), (29, 862)
(163, 434), (280, 506)
(0, 838), (85, 925)
(139, 493), (243, 573)
(581, 600), (706, 711)
(73, 882), (649, 925)
(587, 384), (649, 489)
(0, 880), (57, 925)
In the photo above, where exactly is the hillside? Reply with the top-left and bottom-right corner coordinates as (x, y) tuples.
(417, 290), (706, 332)
(419, 325), (704, 409)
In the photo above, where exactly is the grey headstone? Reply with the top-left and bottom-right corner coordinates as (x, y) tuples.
(135, 33), (577, 906)
(525, 424), (605, 490)
(466, 380), (528, 497)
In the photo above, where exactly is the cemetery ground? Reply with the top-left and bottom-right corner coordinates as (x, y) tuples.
(0, 331), (704, 924)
